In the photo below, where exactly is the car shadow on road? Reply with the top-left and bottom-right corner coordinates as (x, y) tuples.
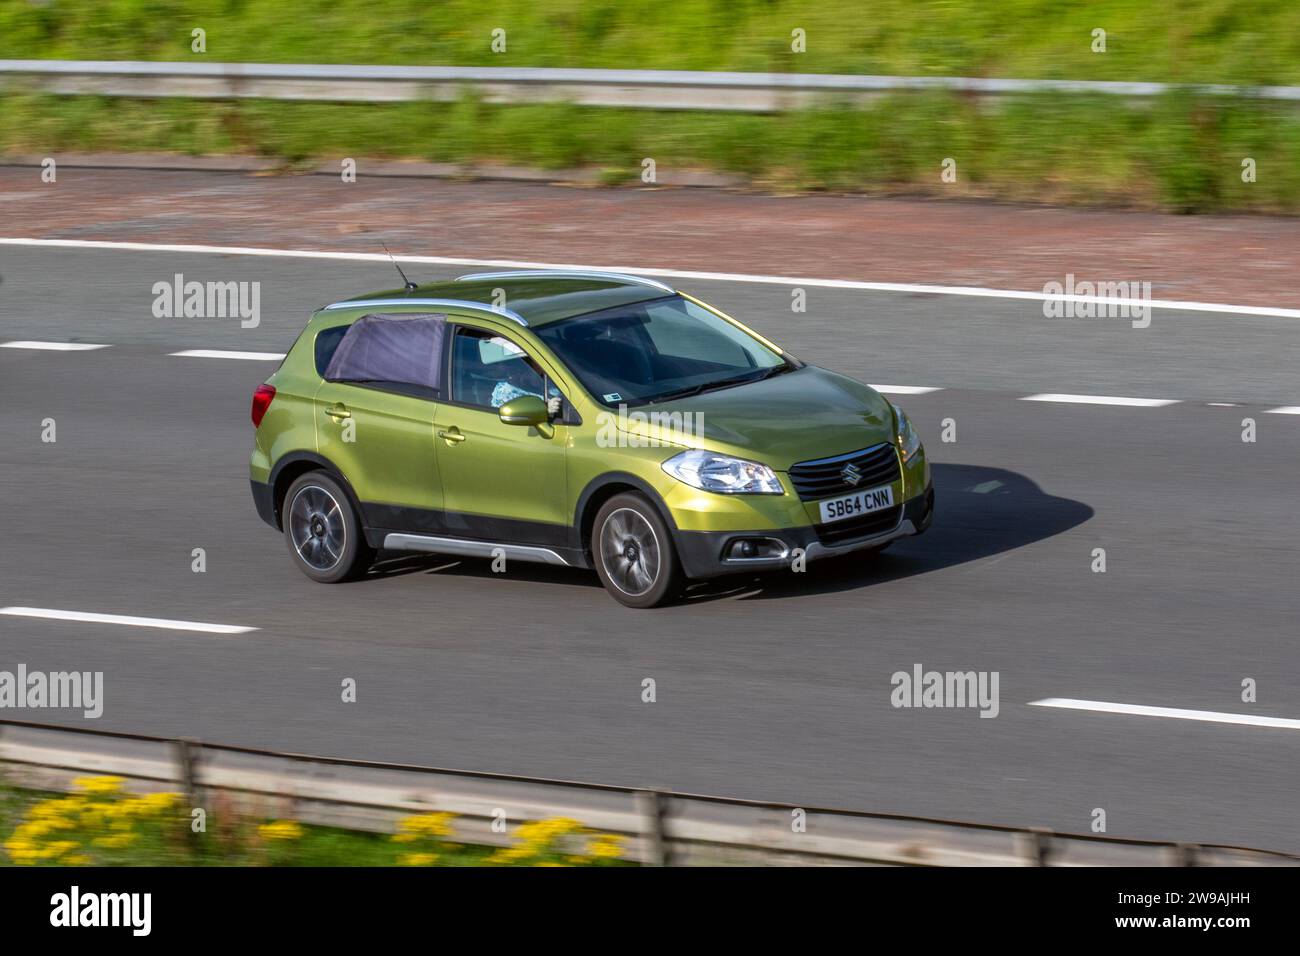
(683, 463), (1094, 604)
(364, 464), (1093, 602)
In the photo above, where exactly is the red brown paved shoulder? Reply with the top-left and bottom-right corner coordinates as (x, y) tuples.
(2, 166), (1298, 308)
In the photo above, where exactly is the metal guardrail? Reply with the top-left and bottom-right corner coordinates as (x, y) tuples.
(1, 718), (1295, 866)
(1, 60), (1298, 111)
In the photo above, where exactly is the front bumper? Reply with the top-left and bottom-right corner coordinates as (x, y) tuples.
(673, 484), (933, 580)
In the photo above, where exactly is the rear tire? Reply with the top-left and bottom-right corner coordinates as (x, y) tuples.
(282, 472), (374, 583)
(592, 493), (683, 609)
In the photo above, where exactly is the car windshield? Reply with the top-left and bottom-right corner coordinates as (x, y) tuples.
(534, 295), (789, 407)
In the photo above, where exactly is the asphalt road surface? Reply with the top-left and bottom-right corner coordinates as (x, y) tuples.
(2, 245), (1299, 852)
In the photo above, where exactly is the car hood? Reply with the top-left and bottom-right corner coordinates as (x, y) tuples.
(615, 365), (897, 471)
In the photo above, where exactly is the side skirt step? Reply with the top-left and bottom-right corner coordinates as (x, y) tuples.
(382, 532), (571, 567)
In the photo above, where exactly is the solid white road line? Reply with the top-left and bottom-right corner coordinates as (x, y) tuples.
(1029, 698), (1300, 730)
(1, 340), (110, 351)
(0, 606), (256, 635)
(170, 349), (286, 361)
(1264, 406), (1300, 415)
(1021, 393), (1180, 408)
(3, 237), (1300, 320)
(868, 384), (943, 395)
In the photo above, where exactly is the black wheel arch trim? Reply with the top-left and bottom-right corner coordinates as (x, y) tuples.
(574, 472), (679, 549)
(267, 451), (367, 531)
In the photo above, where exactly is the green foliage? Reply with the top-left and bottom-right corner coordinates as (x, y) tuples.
(2, 1), (1298, 212)
(5, 88), (1296, 212)
(3, 0), (1300, 85)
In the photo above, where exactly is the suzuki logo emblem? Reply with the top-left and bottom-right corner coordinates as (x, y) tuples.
(841, 462), (862, 486)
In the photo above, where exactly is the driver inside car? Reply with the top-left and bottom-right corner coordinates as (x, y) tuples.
(490, 355), (562, 415)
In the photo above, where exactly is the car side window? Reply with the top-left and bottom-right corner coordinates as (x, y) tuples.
(451, 327), (558, 410)
(322, 312), (446, 400)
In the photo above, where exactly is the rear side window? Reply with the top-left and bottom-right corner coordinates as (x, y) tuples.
(314, 324), (351, 376)
(323, 313), (447, 398)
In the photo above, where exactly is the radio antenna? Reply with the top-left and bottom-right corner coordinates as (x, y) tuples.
(382, 243), (419, 292)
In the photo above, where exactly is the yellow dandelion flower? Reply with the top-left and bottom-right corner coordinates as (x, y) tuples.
(17, 821), (54, 840)
(29, 801), (71, 822)
(399, 852), (438, 866)
(73, 775), (125, 796)
(138, 792), (182, 813)
(7, 846), (40, 865)
(92, 832), (138, 849)
(258, 820), (304, 841)
(587, 834), (625, 859)
(396, 811), (456, 839)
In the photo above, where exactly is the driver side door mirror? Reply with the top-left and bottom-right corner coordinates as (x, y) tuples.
(497, 394), (549, 427)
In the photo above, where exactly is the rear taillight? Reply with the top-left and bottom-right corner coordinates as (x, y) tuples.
(251, 384), (276, 428)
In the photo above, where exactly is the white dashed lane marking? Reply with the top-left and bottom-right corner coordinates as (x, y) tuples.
(0, 607), (257, 635)
(1264, 406), (1300, 415)
(169, 349), (286, 361)
(868, 384), (943, 395)
(1020, 393), (1180, 408)
(1029, 698), (1300, 730)
(1, 341), (110, 351)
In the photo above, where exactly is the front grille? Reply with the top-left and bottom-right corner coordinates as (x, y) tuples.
(787, 442), (901, 501)
(815, 505), (902, 547)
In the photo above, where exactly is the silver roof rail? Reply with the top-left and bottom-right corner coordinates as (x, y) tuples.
(322, 297), (529, 327)
(454, 269), (675, 294)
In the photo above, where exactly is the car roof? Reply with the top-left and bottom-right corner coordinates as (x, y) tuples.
(324, 271), (676, 328)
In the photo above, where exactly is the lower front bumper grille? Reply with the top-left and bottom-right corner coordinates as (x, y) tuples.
(814, 504), (903, 547)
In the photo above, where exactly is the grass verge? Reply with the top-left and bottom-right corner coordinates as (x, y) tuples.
(2, 89), (1298, 212)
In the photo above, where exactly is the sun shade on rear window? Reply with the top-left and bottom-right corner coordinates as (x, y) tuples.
(323, 313), (447, 391)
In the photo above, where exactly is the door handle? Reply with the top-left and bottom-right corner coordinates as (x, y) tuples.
(324, 403), (351, 420)
(437, 427), (466, 445)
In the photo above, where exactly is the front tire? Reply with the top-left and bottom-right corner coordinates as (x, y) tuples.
(282, 472), (373, 583)
(592, 493), (683, 609)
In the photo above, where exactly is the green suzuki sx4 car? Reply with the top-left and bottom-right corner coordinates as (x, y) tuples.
(249, 271), (934, 607)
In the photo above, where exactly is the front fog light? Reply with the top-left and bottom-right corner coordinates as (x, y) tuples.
(725, 537), (789, 560)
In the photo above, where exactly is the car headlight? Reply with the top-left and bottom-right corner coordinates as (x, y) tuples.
(893, 404), (923, 463)
(662, 449), (784, 494)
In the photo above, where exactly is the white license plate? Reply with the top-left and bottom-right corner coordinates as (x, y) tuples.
(818, 484), (895, 524)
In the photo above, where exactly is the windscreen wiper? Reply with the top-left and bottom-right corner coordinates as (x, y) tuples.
(648, 366), (792, 404)
(748, 362), (795, 382)
(646, 382), (713, 404)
